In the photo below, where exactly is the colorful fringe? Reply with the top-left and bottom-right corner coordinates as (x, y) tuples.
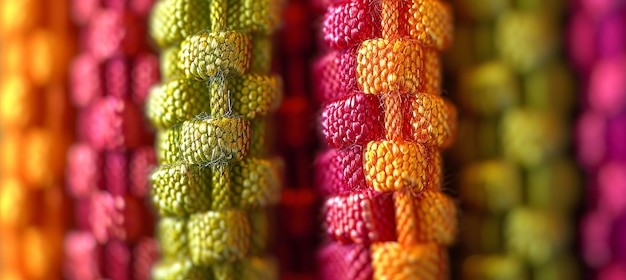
(63, 1), (159, 279)
(448, 1), (580, 279)
(146, 0), (283, 278)
(0, 0), (75, 278)
(570, 0), (626, 278)
(275, 0), (319, 279)
(313, 0), (458, 279)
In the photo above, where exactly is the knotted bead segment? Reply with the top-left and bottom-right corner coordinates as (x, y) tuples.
(364, 141), (442, 193)
(146, 74), (282, 130)
(178, 118), (251, 165)
(179, 31), (252, 80)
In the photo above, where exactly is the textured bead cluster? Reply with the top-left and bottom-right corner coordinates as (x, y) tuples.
(147, 0), (283, 278)
(449, 1), (580, 279)
(314, 0), (458, 279)
(570, 0), (626, 278)
(0, 0), (74, 278)
(64, 1), (160, 279)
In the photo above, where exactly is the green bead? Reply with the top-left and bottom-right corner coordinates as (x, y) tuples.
(187, 210), (251, 266)
(157, 217), (189, 260)
(179, 118), (251, 165)
(151, 163), (213, 216)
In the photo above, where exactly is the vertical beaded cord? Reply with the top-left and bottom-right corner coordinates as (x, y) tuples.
(63, 1), (160, 279)
(314, 0), (458, 279)
(147, 0), (284, 278)
(447, 1), (580, 279)
(0, 0), (74, 279)
(275, 0), (319, 278)
(570, 0), (626, 278)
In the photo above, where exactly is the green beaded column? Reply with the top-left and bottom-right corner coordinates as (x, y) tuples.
(446, 1), (580, 279)
(147, 0), (284, 278)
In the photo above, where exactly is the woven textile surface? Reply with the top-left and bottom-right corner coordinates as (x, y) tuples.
(147, 0), (284, 278)
(570, 0), (626, 278)
(0, 0), (75, 278)
(63, 1), (160, 279)
(447, 0), (580, 279)
(313, 0), (458, 279)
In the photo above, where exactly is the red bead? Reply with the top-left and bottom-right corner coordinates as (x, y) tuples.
(323, 190), (396, 244)
(322, 0), (381, 50)
(318, 242), (373, 280)
(67, 143), (103, 198)
(322, 92), (384, 148)
(64, 231), (104, 280)
(313, 47), (358, 103)
(79, 96), (146, 151)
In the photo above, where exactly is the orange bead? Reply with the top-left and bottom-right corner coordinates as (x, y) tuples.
(394, 190), (457, 246)
(364, 140), (441, 193)
(372, 242), (449, 280)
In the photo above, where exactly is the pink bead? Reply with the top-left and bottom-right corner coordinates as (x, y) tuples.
(71, 54), (103, 108)
(582, 212), (612, 268)
(104, 240), (131, 280)
(64, 231), (103, 280)
(589, 56), (626, 116)
(67, 144), (103, 198)
(577, 112), (607, 168)
(104, 151), (129, 196)
(568, 13), (597, 72)
(597, 162), (626, 215)
(318, 242), (373, 280)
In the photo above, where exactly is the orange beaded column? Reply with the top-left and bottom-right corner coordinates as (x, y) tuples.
(0, 0), (75, 279)
(315, 0), (457, 279)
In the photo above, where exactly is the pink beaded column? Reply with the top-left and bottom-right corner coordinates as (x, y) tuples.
(64, 1), (160, 279)
(570, 0), (626, 279)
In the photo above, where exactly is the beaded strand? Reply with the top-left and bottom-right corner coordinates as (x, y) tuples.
(147, 0), (283, 278)
(63, 1), (160, 279)
(570, 0), (626, 278)
(314, 0), (458, 279)
(447, 1), (580, 279)
(0, 0), (75, 278)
